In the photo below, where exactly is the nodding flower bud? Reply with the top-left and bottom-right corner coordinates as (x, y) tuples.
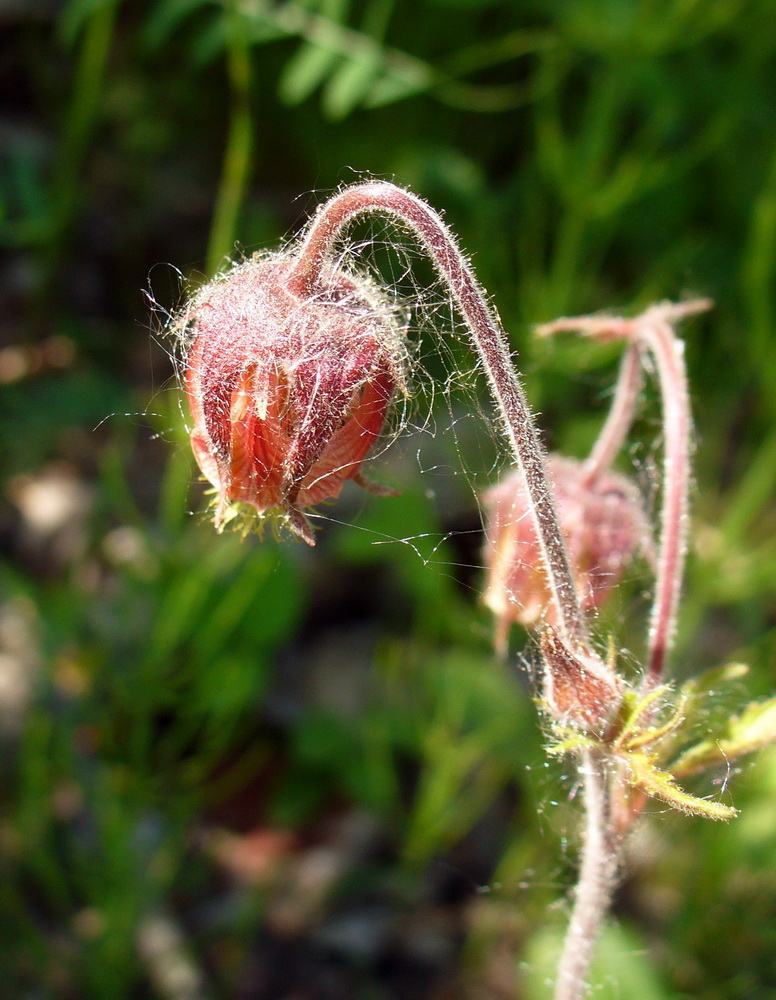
(540, 626), (622, 732)
(483, 455), (651, 653)
(179, 255), (406, 544)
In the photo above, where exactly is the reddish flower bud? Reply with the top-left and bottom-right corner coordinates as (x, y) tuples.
(540, 626), (622, 732)
(180, 256), (406, 544)
(483, 455), (651, 652)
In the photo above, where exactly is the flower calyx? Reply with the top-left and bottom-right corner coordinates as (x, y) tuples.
(483, 455), (651, 654)
(540, 627), (623, 735)
(180, 255), (407, 544)
(547, 672), (741, 823)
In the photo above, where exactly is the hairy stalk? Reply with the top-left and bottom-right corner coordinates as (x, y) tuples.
(287, 181), (588, 649)
(580, 343), (642, 487)
(554, 752), (618, 1000)
(638, 312), (693, 685)
(538, 301), (708, 683)
(532, 301), (706, 995)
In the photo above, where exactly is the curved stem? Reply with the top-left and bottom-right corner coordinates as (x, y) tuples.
(639, 316), (692, 686)
(554, 752), (619, 1000)
(581, 343), (642, 487)
(287, 181), (588, 649)
(537, 301), (706, 684)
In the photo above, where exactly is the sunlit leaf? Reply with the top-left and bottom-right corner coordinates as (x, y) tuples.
(673, 696), (776, 776)
(627, 753), (737, 821)
(280, 42), (344, 105)
(278, 0), (351, 104)
(322, 51), (380, 119)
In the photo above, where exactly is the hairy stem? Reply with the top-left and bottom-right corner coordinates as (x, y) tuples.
(537, 301), (707, 683)
(287, 181), (588, 648)
(639, 314), (692, 685)
(581, 343), (642, 487)
(554, 752), (619, 1000)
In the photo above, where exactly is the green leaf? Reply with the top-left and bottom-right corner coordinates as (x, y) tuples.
(59, 0), (117, 46)
(546, 730), (596, 756)
(278, 0), (351, 104)
(616, 684), (673, 744)
(621, 704), (685, 752)
(667, 662), (751, 753)
(280, 42), (344, 104)
(363, 63), (433, 107)
(720, 427), (776, 544)
(627, 752), (737, 821)
(679, 661), (750, 703)
(729, 697), (776, 752)
(142, 540), (244, 670)
(524, 921), (671, 1000)
(322, 51), (381, 119)
(673, 696), (776, 775)
(190, 551), (284, 664)
(142, 0), (215, 50)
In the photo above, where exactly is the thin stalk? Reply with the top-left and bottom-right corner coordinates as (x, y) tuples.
(580, 343), (642, 487)
(554, 752), (618, 1000)
(206, 0), (253, 276)
(639, 314), (692, 685)
(537, 301), (708, 683)
(287, 181), (588, 649)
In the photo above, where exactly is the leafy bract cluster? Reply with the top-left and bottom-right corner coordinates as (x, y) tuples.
(547, 660), (776, 823)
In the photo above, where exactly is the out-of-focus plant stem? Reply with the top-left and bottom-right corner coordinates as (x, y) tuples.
(539, 301), (707, 685)
(580, 343), (642, 487)
(640, 312), (693, 685)
(206, 0), (253, 276)
(39, 0), (117, 317)
(554, 753), (618, 1000)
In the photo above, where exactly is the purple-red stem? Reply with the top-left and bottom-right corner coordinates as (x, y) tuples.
(554, 753), (618, 1000)
(554, 313), (692, 996)
(539, 301), (704, 685)
(640, 316), (692, 686)
(287, 181), (589, 651)
(580, 343), (642, 488)
(536, 302), (700, 998)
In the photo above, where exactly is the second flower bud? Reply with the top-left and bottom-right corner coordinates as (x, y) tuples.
(482, 455), (651, 653)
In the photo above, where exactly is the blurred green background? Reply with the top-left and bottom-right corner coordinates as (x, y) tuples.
(2, 0), (776, 997)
